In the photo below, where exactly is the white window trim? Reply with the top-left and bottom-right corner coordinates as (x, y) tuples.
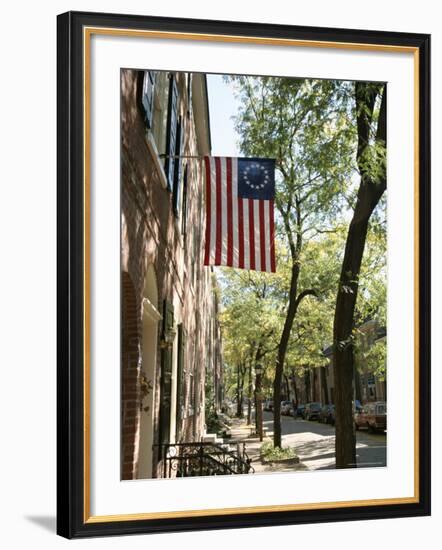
(142, 297), (162, 323)
(145, 130), (168, 190)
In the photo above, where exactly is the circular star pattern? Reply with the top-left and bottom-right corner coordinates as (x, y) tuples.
(243, 162), (271, 190)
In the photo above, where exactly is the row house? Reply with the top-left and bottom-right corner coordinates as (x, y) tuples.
(287, 320), (386, 406)
(121, 69), (223, 480)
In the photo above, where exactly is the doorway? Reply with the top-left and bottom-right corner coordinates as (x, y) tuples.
(137, 265), (161, 479)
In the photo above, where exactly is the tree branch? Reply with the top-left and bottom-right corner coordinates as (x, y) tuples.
(294, 289), (319, 312)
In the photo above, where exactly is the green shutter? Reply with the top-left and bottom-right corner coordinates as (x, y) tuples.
(175, 324), (185, 440)
(159, 300), (174, 445)
(173, 116), (184, 215)
(164, 75), (179, 192)
(162, 300), (174, 337)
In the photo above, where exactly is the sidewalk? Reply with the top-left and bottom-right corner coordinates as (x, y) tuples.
(226, 417), (308, 474)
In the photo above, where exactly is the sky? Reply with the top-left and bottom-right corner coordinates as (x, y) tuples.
(206, 74), (240, 157)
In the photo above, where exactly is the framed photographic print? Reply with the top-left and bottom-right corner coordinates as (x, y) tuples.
(57, 11), (431, 539)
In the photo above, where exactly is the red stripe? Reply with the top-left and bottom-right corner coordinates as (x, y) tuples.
(215, 157), (222, 265)
(226, 158), (233, 267)
(204, 157), (211, 265)
(259, 200), (266, 272)
(238, 198), (244, 269)
(249, 199), (255, 271)
(269, 199), (276, 272)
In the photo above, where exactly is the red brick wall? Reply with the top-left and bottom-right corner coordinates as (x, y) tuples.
(121, 271), (141, 480)
(120, 68), (222, 478)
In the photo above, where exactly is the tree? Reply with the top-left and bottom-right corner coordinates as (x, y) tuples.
(219, 267), (281, 418)
(333, 83), (386, 468)
(230, 76), (356, 446)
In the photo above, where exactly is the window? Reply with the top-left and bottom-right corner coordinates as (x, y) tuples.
(164, 74), (179, 192)
(186, 73), (193, 118)
(172, 116), (185, 215)
(140, 71), (156, 128)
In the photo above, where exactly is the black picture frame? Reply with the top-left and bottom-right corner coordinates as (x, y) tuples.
(57, 10), (431, 539)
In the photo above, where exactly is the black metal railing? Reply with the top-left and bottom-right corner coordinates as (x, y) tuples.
(154, 441), (255, 478)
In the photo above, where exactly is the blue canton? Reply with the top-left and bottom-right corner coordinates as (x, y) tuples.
(237, 158), (275, 200)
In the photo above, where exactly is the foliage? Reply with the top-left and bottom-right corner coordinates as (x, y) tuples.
(228, 76), (358, 240)
(218, 264), (282, 395)
(139, 370), (153, 412)
(219, 219), (385, 381)
(260, 441), (297, 461)
(332, 82), (387, 468)
(355, 337), (387, 380)
(219, 76), (387, 448)
(205, 408), (227, 436)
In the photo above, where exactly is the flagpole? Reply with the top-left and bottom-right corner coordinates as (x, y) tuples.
(159, 154), (205, 160)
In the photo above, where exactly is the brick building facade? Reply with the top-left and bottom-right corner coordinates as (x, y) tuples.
(286, 320), (386, 407)
(121, 69), (223, 480)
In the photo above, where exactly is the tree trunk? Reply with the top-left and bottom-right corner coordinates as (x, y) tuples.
(333, 82), (386, 468)
(333, 217), (369, 467)
(273, 263), (299, 447)
(273, 262), (318, 446)
(320, 366), (329, 405)
(236, 363), (241, 416)
(312, 369), (318, 401)
(305, 368), (311, 403)
(284, 375), (290, 400)
(247, 361), (253, 425)
(236, 362), (245, 418)
(291, 369), (298, 404)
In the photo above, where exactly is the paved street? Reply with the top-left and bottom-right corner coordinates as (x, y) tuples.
(262, 411), (387, 471)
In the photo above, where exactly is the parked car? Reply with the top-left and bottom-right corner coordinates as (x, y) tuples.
(319, 404), (335, 424)
(281, 400), (293, 416)
(304, 402), (322, 421)
(295, 404), (306, 418)
(264, 398), (274, 411)
(354, 401), (387, 432)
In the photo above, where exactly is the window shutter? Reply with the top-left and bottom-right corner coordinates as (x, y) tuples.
(181, 165), (188, 237)
(162, 299), (174, 337)
(187, 73), (193, 118)
(164, 75), (179, 192)
(172, 116), (184, 215)
(141, 71), (156, 128)
(159, 300), (174, 445)
(189, 373), (195, 418)
(175, 324), (185, 440)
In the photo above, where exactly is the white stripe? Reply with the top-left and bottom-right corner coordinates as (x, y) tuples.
(242, 198), (250, 269)
(263, 201), (270, 272)
(220, 158), (228, 265)
(232, 159), (239, 268)
(254, 200), (260, 272)
(209, 157), (217, 263)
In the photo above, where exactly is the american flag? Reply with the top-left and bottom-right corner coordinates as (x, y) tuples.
(204, 157), (276, 273)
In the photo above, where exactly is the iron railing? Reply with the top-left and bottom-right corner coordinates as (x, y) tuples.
(154, 441), (255, 478)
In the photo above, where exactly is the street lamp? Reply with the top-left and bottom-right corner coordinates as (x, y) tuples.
(255, 363), (264, 442)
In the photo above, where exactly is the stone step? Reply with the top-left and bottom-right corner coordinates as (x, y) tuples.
(202, 433), (225, 445)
